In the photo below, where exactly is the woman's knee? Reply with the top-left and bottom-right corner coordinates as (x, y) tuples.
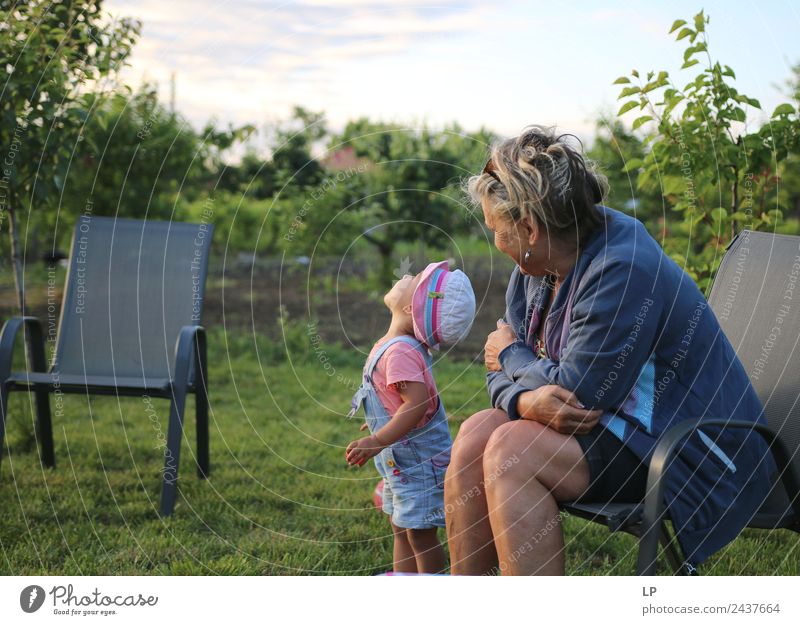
(451, 408), (509, 467)
(483, 420), (547, 485)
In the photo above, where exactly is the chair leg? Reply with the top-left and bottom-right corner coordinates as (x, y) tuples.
(636, 522), (661, 575)
(195, 387), (209, 479)
(25, 318), (56, 468)
(159, 388), (187, 517)
(194, 327), (209, 479)
(0, 383), (8, 472)
(659, 525), (687, 575)
(34, 388), (55, 468)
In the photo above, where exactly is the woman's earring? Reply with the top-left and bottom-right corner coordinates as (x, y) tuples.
(523, 249), (531, 264)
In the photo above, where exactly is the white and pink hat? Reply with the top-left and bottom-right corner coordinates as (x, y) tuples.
(411, 261), (476, 351)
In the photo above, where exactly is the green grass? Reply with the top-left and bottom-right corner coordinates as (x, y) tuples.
(0, 333), (797, 575)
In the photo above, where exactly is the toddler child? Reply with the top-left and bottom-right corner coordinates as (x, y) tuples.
(345, 261), (476, 573)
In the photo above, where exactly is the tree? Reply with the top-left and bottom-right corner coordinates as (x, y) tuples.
(331, 119), (496, 283)
(57, 85), (252, 240)
(614, 10), (800, 290)
(587, 116), (663, 228)
(0, 0), (139, 313)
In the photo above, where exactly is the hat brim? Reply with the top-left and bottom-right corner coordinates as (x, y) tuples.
(411, 260), (449, 349)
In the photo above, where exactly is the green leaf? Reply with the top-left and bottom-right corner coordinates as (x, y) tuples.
(730, 107), (746, 122)
(618, 86), (641, 99)
(663, 175), (685, 195)
(632, 115), (653, 130)
(771, 103), (795, 118)
(681, 59), (700, 69)
(745, 96), (761, 108)
(676, 27), (693, 41)
(618, 101), (639, 116)
(669, 19), (688, 34)
(622, 158), (644, 173)
(722, 65), (736, 79)
(711, 207), (727, 223)
(694, 10), (706, 32)
(613, 76), (631, 85)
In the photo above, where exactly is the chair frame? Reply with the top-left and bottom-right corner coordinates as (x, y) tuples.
(0, 219), (211, 517)
(560, 230), (800, 575)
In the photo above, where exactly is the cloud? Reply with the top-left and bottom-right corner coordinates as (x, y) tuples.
(104, 0), (497, 129)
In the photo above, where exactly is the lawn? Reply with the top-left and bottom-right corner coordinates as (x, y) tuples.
(0, 330), (797, 575)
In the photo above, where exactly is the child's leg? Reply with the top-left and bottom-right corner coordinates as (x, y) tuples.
(407, 527), (447, 574)
(390, 520), (418, 573)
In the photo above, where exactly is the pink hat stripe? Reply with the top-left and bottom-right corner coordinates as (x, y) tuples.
(430, 269), (447, 344)
(423, 268), (442, 343)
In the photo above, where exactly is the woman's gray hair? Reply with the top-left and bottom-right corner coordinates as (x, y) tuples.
(465, 125), (608, 247)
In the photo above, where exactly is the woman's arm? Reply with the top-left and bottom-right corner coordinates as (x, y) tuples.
(500, 259), (664, 411)
(516, 385), (603, 434)
(486, 369), (529, 420)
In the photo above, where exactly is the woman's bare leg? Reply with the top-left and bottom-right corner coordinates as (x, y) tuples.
(482, 420), (590, 575)
(444, 408), (510, 575)
(391, 520), (417, 573)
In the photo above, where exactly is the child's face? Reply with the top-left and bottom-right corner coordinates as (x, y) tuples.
(384, 271), (423, 314)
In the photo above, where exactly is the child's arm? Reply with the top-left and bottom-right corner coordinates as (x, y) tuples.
(345, 381), (429, 467)
(374, 380), (429, 445)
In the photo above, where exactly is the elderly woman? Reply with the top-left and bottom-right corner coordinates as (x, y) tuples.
(444, 125), (776, 575)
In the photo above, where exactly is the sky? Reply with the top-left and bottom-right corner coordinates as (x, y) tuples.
(105, 0), (800, 143)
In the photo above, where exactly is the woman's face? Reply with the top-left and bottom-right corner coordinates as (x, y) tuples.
(481, 197), (537, 275)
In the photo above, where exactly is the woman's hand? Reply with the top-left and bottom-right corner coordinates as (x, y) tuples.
(345, 434), (386, 467)
(517, 385), (603, 434)
(485, 319), (518, 371)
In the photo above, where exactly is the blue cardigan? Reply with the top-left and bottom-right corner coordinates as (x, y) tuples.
(488, 205), (777, 566)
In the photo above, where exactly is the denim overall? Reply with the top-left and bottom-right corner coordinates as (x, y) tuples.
(348, 335), (452, 529)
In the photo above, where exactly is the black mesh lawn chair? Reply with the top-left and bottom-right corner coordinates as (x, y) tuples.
(0, 216), (213, 516)
(560, 230), (800, 575)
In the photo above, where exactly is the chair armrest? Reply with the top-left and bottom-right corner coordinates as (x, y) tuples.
(0, 316), (49, 382)
(172, 325), (207, 389)
(637, 417), (798, 575)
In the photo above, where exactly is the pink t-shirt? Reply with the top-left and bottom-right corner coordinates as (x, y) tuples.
(366, 337), (439, 428)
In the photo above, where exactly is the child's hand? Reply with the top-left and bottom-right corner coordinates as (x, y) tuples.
(345, 435), (386, 467)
